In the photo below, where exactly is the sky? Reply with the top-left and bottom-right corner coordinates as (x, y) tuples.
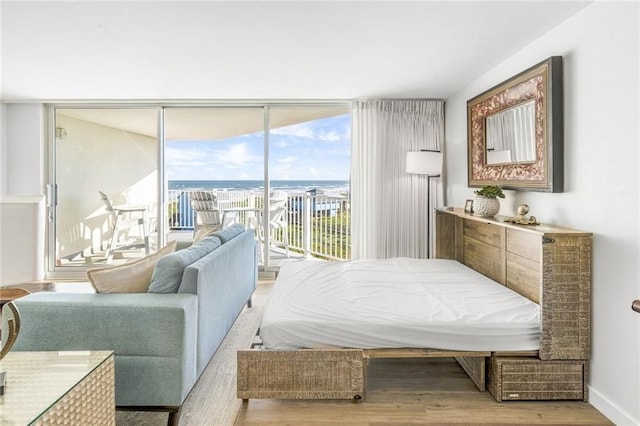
(165, 113), (351, 181)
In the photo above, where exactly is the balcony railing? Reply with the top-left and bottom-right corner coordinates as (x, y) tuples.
(168, 189), (351, 261)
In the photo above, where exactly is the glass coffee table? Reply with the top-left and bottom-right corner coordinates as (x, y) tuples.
(0, 350), (115, 424)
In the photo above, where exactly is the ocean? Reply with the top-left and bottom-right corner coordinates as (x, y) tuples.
(168, 180), (349, 193)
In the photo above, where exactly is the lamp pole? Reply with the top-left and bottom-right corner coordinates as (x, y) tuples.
(405, 150), (443, 260)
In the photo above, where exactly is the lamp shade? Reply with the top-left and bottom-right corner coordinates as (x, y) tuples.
(406, 151), (443, 176)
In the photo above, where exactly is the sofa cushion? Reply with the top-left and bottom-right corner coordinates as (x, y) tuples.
(147, 236), (221, 293)
(87, 240), (177, 293)
(175, 239), (194, 251)
(211, 223), (245, 244)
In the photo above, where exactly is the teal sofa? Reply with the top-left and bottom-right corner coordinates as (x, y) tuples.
(8, 225), (257, 425)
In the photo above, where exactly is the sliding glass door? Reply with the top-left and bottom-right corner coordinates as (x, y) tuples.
(49, 107), (159, 273)
(163, 106), (265, 245)
(47, 103), (351, 276)
(266, 107), (351, 266)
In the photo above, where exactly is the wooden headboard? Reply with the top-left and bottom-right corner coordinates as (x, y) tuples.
(435, 208), (592, 361)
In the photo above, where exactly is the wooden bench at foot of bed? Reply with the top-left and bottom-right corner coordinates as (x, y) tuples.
(236, 348), (491, 402)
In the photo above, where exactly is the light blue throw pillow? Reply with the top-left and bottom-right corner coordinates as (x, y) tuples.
(211, 223), (245, 244)
(148, 236), (221, 293)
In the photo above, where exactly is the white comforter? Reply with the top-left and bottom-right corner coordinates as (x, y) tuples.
(260, 258), (541, 351)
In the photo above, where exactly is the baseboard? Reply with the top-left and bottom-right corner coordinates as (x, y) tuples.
(589, 385), (638, 425)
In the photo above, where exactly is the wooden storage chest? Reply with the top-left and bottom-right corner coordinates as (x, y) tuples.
(488, 357), (588, 401)
(237, 349), (366, 401)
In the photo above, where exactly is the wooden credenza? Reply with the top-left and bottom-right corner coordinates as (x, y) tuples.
(435, 208), (592, 401)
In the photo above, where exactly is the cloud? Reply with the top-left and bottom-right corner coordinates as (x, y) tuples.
(271, 123), (315, 139)
(318, 130), (341, 142)
(165, 139), (263, 179)
(215, 142), (257, 168)
(277, 156), (296, 163)
(165, 113), (351, 181)
(271, 122), (345, 143)
(164, 146), (210, 167)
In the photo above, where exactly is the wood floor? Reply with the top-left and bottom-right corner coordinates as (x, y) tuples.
(13, 280), (613, 425)
(236, 356), (612, 425)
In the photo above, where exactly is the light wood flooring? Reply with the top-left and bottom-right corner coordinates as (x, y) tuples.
(8, 280), (613, 425)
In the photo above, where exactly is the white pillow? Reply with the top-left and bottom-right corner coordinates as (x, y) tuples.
(87, 241), (177, 293)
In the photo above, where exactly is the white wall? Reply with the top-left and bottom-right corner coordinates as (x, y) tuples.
(4, 104), (45, 196)
(55, 114), (157, 259)
(0, 104), (46, 283)
(0, 196), (45, 285)
(0, 103), (6, 195)
(445, 2), (639, 424)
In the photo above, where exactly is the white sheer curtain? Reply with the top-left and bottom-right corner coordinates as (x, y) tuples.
(351, 99), (444, 260)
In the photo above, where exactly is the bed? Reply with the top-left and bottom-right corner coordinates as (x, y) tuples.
(260, 258), (541, 352)
(238, 208), (592, 402)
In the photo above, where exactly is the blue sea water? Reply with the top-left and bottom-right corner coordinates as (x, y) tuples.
(168, 180), (349, 193)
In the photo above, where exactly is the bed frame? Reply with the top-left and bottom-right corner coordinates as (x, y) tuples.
(237, 208), (592, 402)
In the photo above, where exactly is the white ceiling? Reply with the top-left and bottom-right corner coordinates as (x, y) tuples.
(57, 106), (350, 139)
(1, 1), (592, 100)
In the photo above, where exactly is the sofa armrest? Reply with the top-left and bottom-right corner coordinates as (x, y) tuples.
(12, 292), (197, 357)
(10, 292), (199, 407)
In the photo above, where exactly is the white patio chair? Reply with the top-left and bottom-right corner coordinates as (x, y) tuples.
(99, 190), (149, 263)
(190, 191), (223, 234)
(258, 191), (290, 259)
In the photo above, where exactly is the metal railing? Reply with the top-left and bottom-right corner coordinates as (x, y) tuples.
(167, 189), (351, 260)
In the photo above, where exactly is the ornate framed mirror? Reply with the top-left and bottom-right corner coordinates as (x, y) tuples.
(467, 56), (563, 192)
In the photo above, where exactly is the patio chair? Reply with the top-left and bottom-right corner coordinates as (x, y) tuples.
(258, 191), (290, 259)
(99, 191), (149, 263)
(190, 191), (223, 234)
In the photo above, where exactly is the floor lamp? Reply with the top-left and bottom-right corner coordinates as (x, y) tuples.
(406, 150), (443, 259)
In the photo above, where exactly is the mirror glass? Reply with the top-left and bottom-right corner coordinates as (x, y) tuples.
(485, 100), (535, 165)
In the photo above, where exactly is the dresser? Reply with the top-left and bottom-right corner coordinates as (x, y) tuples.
(435, 208), (592, 401)
(0, 351), (115, 424)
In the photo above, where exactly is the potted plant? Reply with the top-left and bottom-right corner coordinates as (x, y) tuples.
(473, 185), (505, 217)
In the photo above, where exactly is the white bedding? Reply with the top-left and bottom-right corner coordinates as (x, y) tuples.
(260, 258), (541, 351)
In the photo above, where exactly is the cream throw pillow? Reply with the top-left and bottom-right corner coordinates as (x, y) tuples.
(87, 241), (178, 293)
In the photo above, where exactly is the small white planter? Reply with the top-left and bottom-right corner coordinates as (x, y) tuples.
(474, 196), (500, 217)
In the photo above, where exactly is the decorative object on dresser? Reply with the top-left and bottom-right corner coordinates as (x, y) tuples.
(472, 185), (504, 217)
(504, 204), (540, 225)
(435, 208), (591, 401)
(467, 56), (563, 192)
(464, 199), (474, 213)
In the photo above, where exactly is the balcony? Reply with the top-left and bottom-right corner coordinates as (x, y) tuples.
(168, 189), (351, 266)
